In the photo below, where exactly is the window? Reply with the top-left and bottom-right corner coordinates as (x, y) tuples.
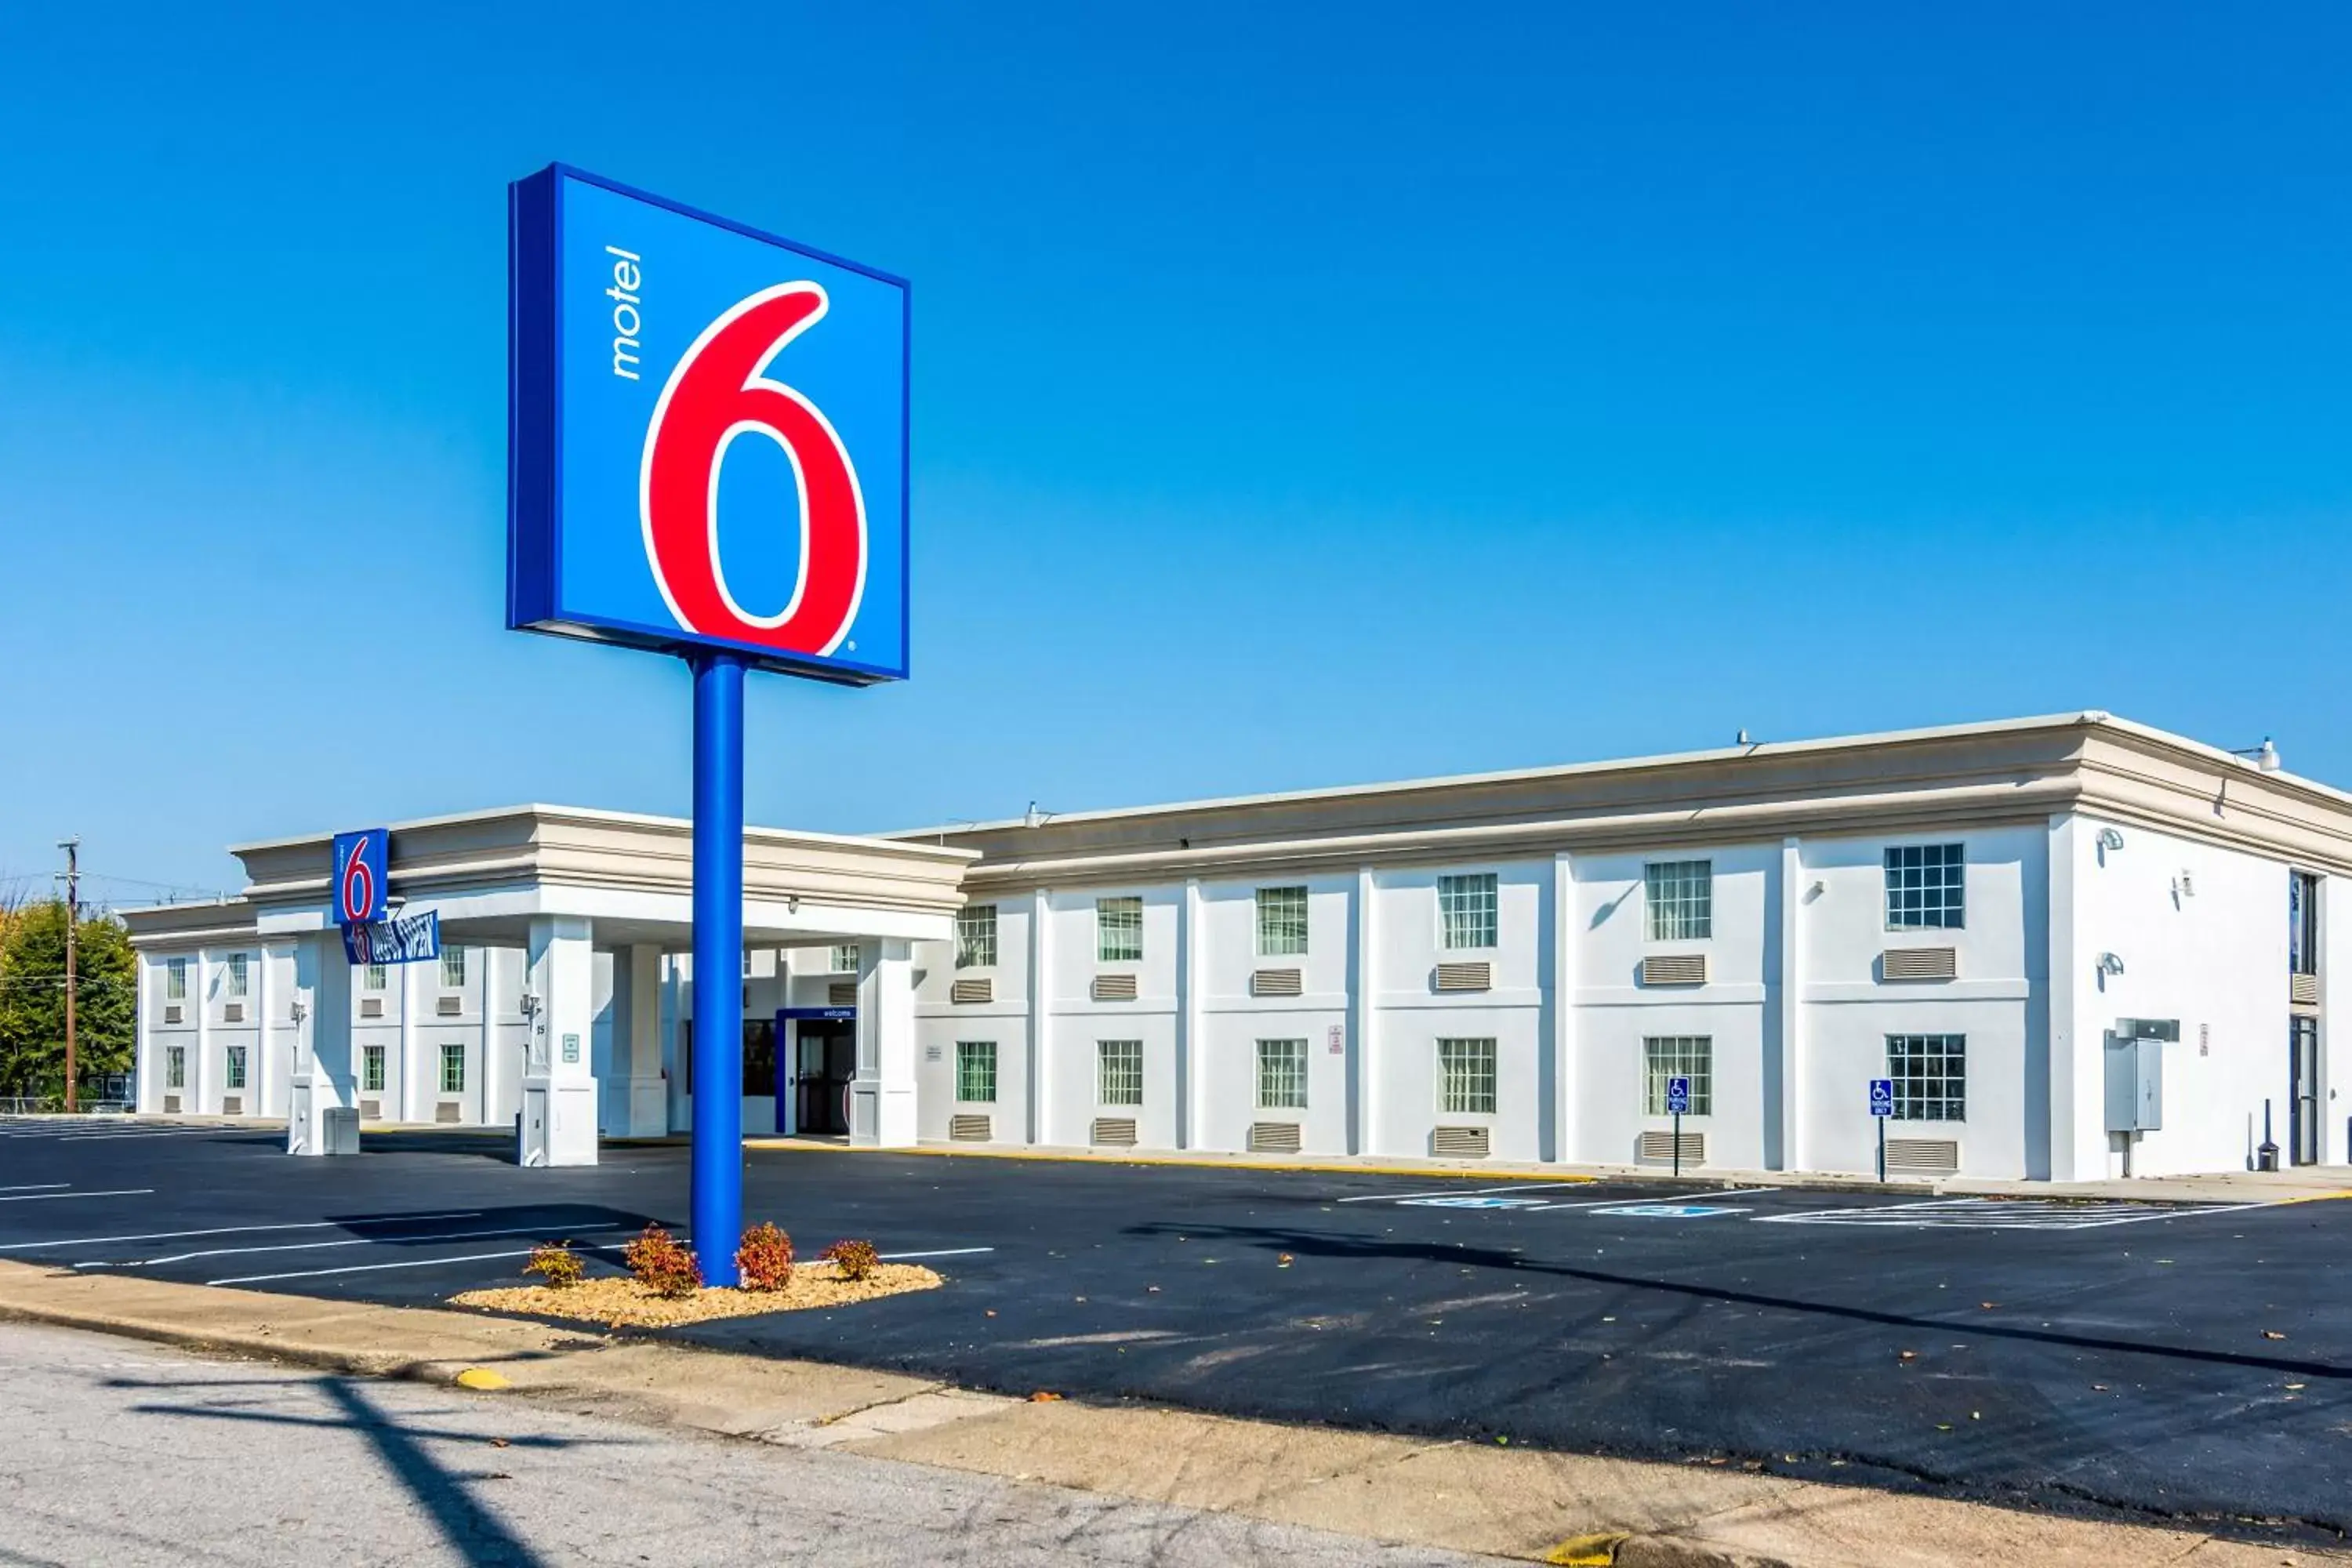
(1645, 861), (1713, 942)
(363, 963), (388, 993)
(440, 1044), (466, 1094)
(1643, 1036), (1715, 1116)
(1097, 897), (1143, 963)
(1437, 1037), (1497, 1115)
(1256, 887), (1309, 958)
(362, 1044), (387, 1094)
(742, 949), (755, 977)
(224, 1047), (248, 1091)
(1885, 844), (1965, 930)
(2291, 871), (2320, 976)
(225, 953), (249, 998)
(165, 958), (187, 1001)
(1097, 1039), (1143, 1106)
(832, 944), (861, 974)
(956, 905), (998, 968)
(165, 1046), (186, 1090)
(1887, 1034), (1965, 1121)
(440, 947), (467, 988)
(1438, 873), (1498, 950)
(1256, 1038), (1308, 1109)
(955, 1040), (997, 1104)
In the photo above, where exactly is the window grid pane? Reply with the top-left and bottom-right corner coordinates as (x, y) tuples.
(440, 1044), (466, 1094)
(1886, 1033), (1966, 1121)
(1097, 1040), (1143, 1106)
(1437, 1037), (1497, 1115)
(362, 1044), (387, 1094)
(226, 953), (249, 997)
(364, 964), (387, 993)
(1437, 874), (1498, 951)
(955, 1040), (997, 1104)
(831, 945), (861, 974)
(1255, 887), (1309, 958)
(224, 1047), (247, 1091)
(1256, 1038), (1308, 1109)
(441, 947), (467, 988)
(1097, 898), (1144, 963)
(1644, 860), (1714, 942)
(1643, 1036), (1715, 1116)
(165, 959), (187, 1000)
(165, 1047), (186, 1090)
(956, 905), (999, 969)
(1884, 844), (1965, 930)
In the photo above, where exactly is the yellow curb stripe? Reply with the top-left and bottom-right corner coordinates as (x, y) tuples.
(1544, 1531), (1628, 1566)
(740, 1139), (1595, 1185)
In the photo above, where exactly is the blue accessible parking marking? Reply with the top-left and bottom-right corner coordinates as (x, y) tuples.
(1399, 1196), (1556, 1210)
(1586, 1203), (1748, 1219)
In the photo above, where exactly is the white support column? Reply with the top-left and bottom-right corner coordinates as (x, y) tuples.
(194, 946), (214, 1117)
(616, 943), (667, 1137)
(2046, 812), (2085, 1182)
(252, 948), (273, 1120)
(286, 931), (353, 1155)
(1777, 836), (1803, 1171)
(520, 916), (599, 1167)
(133, 953), (157, 1113)
(1178, 878), (1203, 1150)
(396, 952), (419, 1123)
(851, 938), (917, 1146)
(1029, 889), (1052, 1146)
(1351, 866), (1376, 1156)
(1548, 852), (1575, 1163)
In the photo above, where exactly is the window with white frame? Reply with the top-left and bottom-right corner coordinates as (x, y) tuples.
(832, 945), (861, 974)
(1437, 873), (1498, 950)
(165, 1046), (186, 1091)
(1097, 1039), (1143, 1106)
(362, 1044), (387, 1094)
(1885, 844), (1965, 930)
(1643, 1036), (1714, 1116)
(165, 958), (187, 1001)
(1644, 860), (1713, 941)
(1256, 1038), (1308, 1109)
(956, 904), (998, 968)
(955, 1040), (997, 1104)
(224, 1047), (247, 1091)
(1436, 1037), (1497, 1115)
(363, 963), (387, 993)
(440, 1044), (466, 1094)
(1097, 897), (1143, 963)
(1256, 887), (1308, 957)
(225, 953), (249, 998)
(1886, 1034), (1966, 1121)
(440, 947), (467, 988)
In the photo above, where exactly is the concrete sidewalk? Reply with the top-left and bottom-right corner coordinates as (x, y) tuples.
(0, 1259), (2337, 1566)
(747, 1133), (2352, 1206)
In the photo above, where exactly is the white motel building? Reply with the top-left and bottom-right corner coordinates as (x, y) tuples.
(122, 712), (2347, 1183)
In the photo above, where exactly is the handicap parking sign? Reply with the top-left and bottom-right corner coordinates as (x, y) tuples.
(1665, 1076), (1693, 1116)
(1869, 1078), (1895, 1117)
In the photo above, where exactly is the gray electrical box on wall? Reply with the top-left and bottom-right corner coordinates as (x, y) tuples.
(2104, 1022), (2171, 1132)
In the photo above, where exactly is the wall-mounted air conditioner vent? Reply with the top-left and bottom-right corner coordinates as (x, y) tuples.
(163, 1004), (183, 1025)
(948, 1113), (992, 1142)
(437, 996), (462, 1017)
(1091, 1116), (1138, 1147)
(1636, 1130), (1707, 1166)
(1639, 953), (1708, 987)
(1092, 973), (1139, 1002)
(1431, 1124), (1490, 1158)
(435, 1102), (463, 1124)
(162, 1094), (182, 1114)
(1250, 968), (1304, 997)
(1433, 961), (1491, 993)
(360, 998), (384, 1018)
(950, 978), (993, 1004)
(1882, 946), (1958, 982)
(2291, 972), (2320, 1007)
(1248, 1121), (1302, 1153)
(829, 982), (858, 1008)
(359, 1099), (383, 1121)
(222, 1003), (245, 1023)
(220, 1096), (243, 1116)
(1885, 1138), (1961, 1176)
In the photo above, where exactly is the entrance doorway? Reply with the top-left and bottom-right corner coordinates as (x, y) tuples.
(795, 1022), (856, 1137)
(2289, 1015), (2321, 1166)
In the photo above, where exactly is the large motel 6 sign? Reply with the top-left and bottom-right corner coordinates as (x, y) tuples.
(506, 164), (909, 1283)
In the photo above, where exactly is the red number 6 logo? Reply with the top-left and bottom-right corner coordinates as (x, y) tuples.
(639, 282), (867, 657)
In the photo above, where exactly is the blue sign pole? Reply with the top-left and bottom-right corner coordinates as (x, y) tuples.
(690, 651), (746, 1287)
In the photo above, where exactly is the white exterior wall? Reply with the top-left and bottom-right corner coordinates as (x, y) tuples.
(914, 896), (1033, 1142)
(1192, 876), (1353, 1154)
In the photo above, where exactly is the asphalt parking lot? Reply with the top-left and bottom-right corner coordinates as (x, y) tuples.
(3, 1117), (2347, 1538)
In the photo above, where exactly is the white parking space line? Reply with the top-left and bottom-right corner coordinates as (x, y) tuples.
(53, 1131), (245, 1142)
(0, 1211), (485, 1251)
(879, 1247), (996, 1261)
(0, 1189), (154, 1203)
(0, 1184), (71, 1194)
(1532, 1186), (1777, 1211)
(1754, 1198), (2276, 1231)
(1336, 1181), (1592, 1204)
(90, 1221), (645, 1269)
(210, 1237), (647, 1287)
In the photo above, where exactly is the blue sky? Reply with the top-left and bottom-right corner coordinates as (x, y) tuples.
(4, 3), (2347, 906)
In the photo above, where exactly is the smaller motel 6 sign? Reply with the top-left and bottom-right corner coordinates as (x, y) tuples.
(506, 165), (910, 684)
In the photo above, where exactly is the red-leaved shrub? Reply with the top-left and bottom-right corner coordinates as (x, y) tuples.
(624, 1225), (702, 1298)
(735, 1222), (794, 1291)
(822, 1239), (880, 1282)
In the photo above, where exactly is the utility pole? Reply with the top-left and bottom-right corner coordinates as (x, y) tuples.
(56, 838), (79, 1113)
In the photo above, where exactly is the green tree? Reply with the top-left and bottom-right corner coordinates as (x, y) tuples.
(0, 899), (136, 1099)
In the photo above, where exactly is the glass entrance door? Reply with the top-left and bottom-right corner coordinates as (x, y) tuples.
(2289, 1015), (2321, 1166)
(795, 1022), (856, 1136)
